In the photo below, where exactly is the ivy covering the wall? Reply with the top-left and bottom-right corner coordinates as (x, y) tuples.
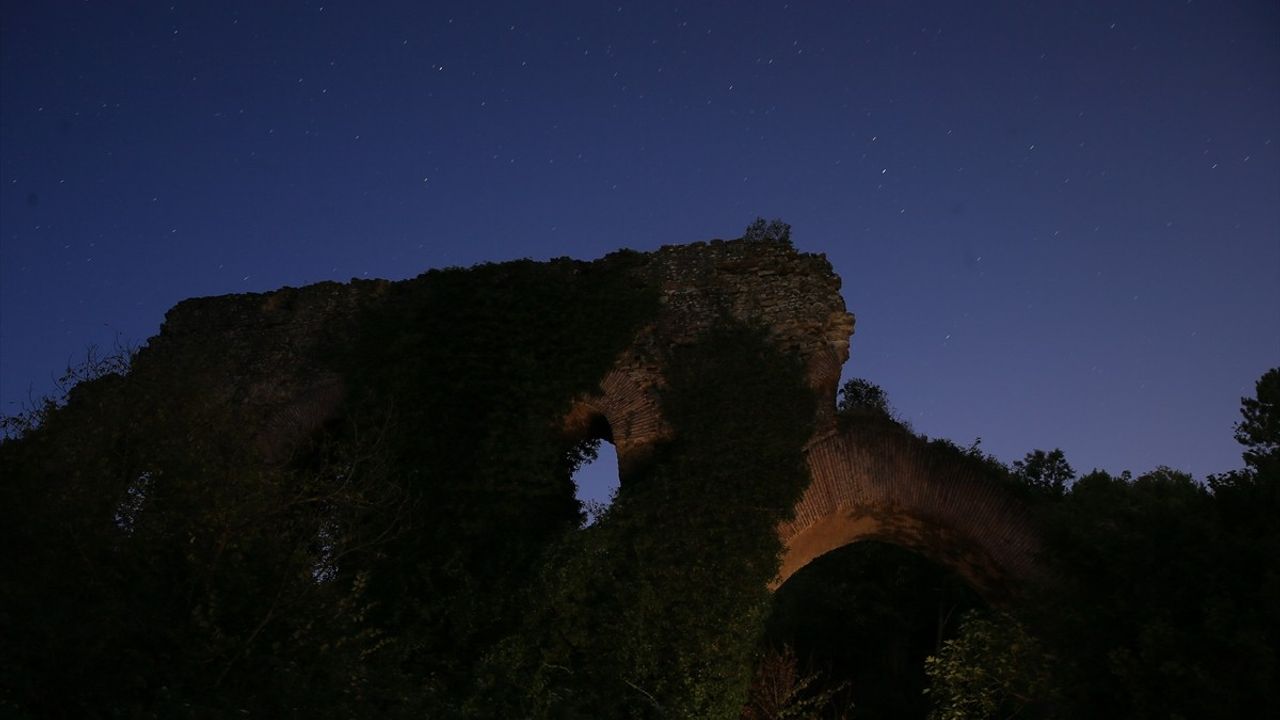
(0, 249), (821, 718)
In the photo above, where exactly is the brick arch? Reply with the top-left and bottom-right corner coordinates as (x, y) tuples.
(776, 426), (1042, 599)
(562, 367), (668, 476)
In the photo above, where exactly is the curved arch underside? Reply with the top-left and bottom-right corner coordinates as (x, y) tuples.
(562, 367), (669, 475)
(778, 428), (1042, 598)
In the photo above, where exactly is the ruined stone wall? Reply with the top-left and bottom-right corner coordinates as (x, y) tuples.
(138, 239), (853, 467)
(637, 239), (854, 392)
(115, 236), (1037, 597)
(140, 279), (391, 461)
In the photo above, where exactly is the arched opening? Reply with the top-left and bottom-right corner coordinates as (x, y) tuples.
(571, 440), (620, 525)
(564, 408), (621, 525)
(776, 509), (1016, 600)
(760, 540), (987, 718)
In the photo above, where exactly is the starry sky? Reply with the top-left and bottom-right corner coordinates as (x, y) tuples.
(2, 1), (1277, 506)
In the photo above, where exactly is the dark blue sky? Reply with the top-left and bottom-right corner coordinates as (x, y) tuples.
(2, 1), (1277, 502)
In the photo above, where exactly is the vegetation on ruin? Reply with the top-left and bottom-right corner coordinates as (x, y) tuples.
(0, 225), (1276, 718)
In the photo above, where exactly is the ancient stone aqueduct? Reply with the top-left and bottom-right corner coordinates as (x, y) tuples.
(157, 238), (1040, 597)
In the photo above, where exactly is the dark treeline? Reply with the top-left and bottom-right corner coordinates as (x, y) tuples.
(1, 231), (1276, 717)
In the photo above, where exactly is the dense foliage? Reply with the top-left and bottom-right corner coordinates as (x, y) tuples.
(835, 378), (895, 422)
(0, 248), (822, 718)
(922, 369), (1280, 719)
(478, 322), (817, 718)
(0, 253), (668, 717)
(766, 541), (983, 719)
(742, 217), (793, 245)
(923, 611), (1057, 720)
(328, 255), (663, 712)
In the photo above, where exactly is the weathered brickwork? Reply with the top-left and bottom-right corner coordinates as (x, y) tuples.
(778, 428), (1042, 597)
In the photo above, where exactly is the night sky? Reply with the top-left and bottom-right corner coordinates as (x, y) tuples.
(2, 2), (1277, 506)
